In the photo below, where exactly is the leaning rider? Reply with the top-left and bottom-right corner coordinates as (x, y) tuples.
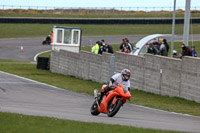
(100, 69), (131, 100)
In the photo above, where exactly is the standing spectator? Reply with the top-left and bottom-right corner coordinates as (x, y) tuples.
(179, 43), (192, 58)
(101, 39), (106, 51)
(120, 39), (126, 51)
(104, 43), (113, 54)
(191, 46), (197, 57)
(152, 38), (159, 47)
(50, 31), (54, 43)
(146, 43), (154, 54)
(163, 39), (169, 55)
(152, 38), (160, 55)
(125, 38), (133, 53)
(91, 41), (99, 54)
(152, 44), (160, 55)
(98, 41), (104, 55)
(120, 39), (132, 54)
(101, 39), (106, 46)
(145, 43), (160, 55)
(160, 41), (168, 56)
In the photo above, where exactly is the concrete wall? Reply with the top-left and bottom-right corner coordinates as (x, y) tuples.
(180, 57), (200, 103)
(115, 52), (145, 92)
(50, 50), (113, 83)
(50, 50), (200, 103)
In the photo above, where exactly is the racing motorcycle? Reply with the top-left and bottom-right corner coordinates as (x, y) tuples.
(90, 84), (131, 117)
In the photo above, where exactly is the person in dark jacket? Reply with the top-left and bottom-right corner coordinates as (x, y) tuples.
(120, 39), (126, 51)
(152, 38), (159, 46)
(104, 43), (113, 54)
(98, 41), (104, 55)
(120, 39), (132, 53)
(146, 43), (153, 54)
(42, 35), (51, 45)
(180, 43), (192, 58)
(146, 43), (160, 55)
(163, 39), (169, 53)
(125, 38), (133, 53)
(160, 42), (168, 56)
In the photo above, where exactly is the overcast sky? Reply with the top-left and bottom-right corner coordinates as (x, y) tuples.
(0, 0), (199, 10)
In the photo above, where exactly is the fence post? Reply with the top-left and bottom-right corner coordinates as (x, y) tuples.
(137, 7), (139, 11)
(109, 55), (115, 78)
(70, 7), (72, 14)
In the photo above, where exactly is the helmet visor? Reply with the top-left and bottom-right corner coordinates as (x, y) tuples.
(123, 74), (130, 81)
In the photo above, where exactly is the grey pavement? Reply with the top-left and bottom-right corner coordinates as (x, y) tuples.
(0, 35), (200, 61)
(0, 71), (200, 132)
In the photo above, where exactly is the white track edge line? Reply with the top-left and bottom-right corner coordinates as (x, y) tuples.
(33, 50), (51, 62)
(0, 70), (62, 90)
(133, 104), (200, 118)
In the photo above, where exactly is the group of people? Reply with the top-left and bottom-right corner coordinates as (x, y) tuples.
(146, 38), (198, 58)
(146, 38), (169, 56)
(180, 43), (198, 58)
(120, 38), (134, 54)
(91, 40), (113, 54)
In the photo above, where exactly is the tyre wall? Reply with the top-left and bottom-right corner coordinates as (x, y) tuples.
(1, 17), (200, 24)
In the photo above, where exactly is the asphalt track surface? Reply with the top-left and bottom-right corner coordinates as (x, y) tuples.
(0, 71), (200, 132)
(0, 35), (200, 132)
(0, 35), (200, 61)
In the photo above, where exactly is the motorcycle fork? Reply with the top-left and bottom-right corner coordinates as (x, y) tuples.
(95, 97), (100, 108)
(94, 89), (100, 108)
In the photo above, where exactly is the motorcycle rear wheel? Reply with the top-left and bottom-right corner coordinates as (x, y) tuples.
(107, 99), (122, 117)
(90, 101), (100, 116)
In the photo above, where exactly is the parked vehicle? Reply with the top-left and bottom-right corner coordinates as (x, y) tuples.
(90, 84), (131, 117)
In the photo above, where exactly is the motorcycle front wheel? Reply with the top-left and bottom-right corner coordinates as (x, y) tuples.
(107, 99), (122, 117)
(90, 101), (100, 116)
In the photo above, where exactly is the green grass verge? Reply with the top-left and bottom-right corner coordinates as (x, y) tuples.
(0, 59), (30, 63)
(37, 51), (51, 59)
(0, 59), (200, 116)
(1, 23), (200, 39)
(0, 112), (181, 133)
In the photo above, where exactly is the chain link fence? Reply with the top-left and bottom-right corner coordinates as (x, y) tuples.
(0, 5), (180, 11)
(0, 5), (200, 18)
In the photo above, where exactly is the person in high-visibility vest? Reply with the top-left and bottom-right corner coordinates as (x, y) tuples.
(50, 31), (54, 43)
(91, 41), (100, 54)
